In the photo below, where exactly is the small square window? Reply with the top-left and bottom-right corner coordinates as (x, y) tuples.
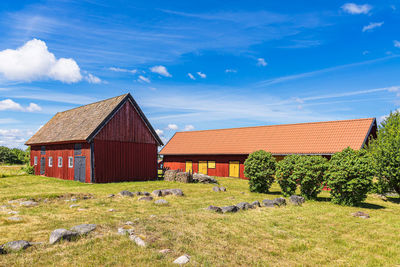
(41, 146), (46, 155)
(68, 157), (73, 168)
(74, 144), (82, 155)
(48, 157), (53, 167)
(34, 156), (38, 166)
(58, 157), (63, 167)
(208, 161), (216, 169)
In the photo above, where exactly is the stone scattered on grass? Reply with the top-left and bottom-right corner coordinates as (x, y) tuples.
(262, 198), (286, 208)
(77, 208), (87, 212)
(149, 215), (156, 218)
(70, 224), (97, 235)
(251, 201), (261, 207)
(159, 248), (172, 254)
(7, 216), (22, 222)
(49, 229), (79, 245)
(108, 209), (116, 212)
(212, 186), (220, 192)
(119, 191), (134, 197)
(139, 196), (153, 201)
(289, 195), (305, 206)
(219, 186), (226, 192)
(69, 204), (79, 208)
(2, 240), (31, 252)
(129, 235), (146, 247)
(236, 202), (253, 210)
(213, 186), (227, 192)
(193, 173), (218, 184)
(107, 194), (115, 198)
(154, 199), (168, 205)
(221, 205), (239, 213)
(8, 200), (21, 204)
(0, 246), (5, 254)
(173, 254), (191, 265)
(262, 199), (275, 208)
(152, 189), (184, 197)
(125, 221), (135, 226)
(207, 205), (222, 213)
(19, 201), (38, 207)
(7, 211), (19, 215)
(274, 197), (286, 207)
(117, 227), (134, 235)
(352, 211), (370, 219)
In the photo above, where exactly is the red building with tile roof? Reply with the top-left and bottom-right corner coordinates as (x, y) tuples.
(160, 118), (377, 179)
(26, 93), (163, 183)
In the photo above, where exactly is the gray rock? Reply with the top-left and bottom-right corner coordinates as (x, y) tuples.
(125, 221), (135, 226)
(262, 199), (276, 207)
(251, 201), (261, 207)
(175, 172), (193, 183)
(207, 205), (222, 213)
(139, 196), (153, 201)
(2, 240), (31, 252)
(173, 254), (190, 265)
(7, 216), (22, 221)
(152, 190), (162, 197)
(108, 209), (116, 212)
(193, 173), (218, 184)
(352, 211), (370, 219)
(20, 200), (38, 207)
(49, 229), (79, 244)
(159, 248), (172, 254)
(221, 205), (239, 213)
(273, 197), (286, 207)
(154, 199), (168, 205)
(8, 200), (21, 204)
(219, 186), (226, 192)
(70, 224), (97, 235)
(107, 194), (115, 198)
(8, 211), (19, 215)
(236, 202), (252, 210)
(69, 204), (79, 208)
(164, 170), (178, 181)
(70, 198), (77, 202)
(119, 190), (134, 197)
(117, 227), (134, 235)
(142, 192), (150, 196)
(212, 186), (220, 192)
(0, 246), (5, 254)
(129, 235), (146, 247)
(289, 195), (305, 206)
(169, 188), (184, 196)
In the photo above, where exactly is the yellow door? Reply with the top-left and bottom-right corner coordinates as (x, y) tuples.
(229, 161), (240, 178)
(198, 161), (208, 175)
(185, 161), (193, 173)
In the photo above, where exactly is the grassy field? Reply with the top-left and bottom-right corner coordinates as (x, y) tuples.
(0, 165), (25, 178)
(0, 175), (399, 266)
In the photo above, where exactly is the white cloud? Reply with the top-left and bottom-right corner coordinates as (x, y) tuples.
(394, 40), (400, 48)
(188, 73), (196, 80)
(225, 69), (237, 73)
(26, 103), (42, 112)
(167, 124), (178, 130)
(138, 75), (150, 83)
(155, 129), (164, 136)
(362, 22), (384, 32)
(109, 67), (137, 74)
(0, 99), (24, 111)
(0, 39), (82, 83)
(257, 58), (267, 67)
(85, 73), (102, 84)
(0, 129), (27, 148)
(341, 3), (372, 14)
(197, 72), (206, 78)
(150, 65), (172, 77)
(184, 125), (195, 131)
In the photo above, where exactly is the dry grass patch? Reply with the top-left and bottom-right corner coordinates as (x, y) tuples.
(0, 175), (399, 266)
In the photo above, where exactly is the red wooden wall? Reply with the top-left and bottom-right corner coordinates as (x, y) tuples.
(30, 143), (91, 182)
(163, 155), (249, 179)
(92, 100), (158, 182)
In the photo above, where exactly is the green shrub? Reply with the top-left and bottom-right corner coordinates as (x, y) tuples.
(22, 165), (34, 175)
(244, 150), (276, 193)
(325, 147), (374, 206)
(275, 155), (301, 196)
(369, 111), (400, 195)
(296, 156), (328, 200)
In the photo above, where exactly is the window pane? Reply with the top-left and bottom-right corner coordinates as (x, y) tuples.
(208, 161), (216, 169)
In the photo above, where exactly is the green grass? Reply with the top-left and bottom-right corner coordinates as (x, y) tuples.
(0, 175), (400, 266)
(0, 165), (25, 178)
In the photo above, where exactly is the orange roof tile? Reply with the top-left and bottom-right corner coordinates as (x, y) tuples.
(160, 118), (376, 155)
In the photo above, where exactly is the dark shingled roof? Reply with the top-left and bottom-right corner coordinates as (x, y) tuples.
(26, 93), (163, 146)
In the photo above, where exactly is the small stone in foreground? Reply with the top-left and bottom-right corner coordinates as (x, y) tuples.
(108, 209), (116, 212)
(251, 200), (261, 207)
(173, 254), (190, 265)
(117, 227), (134, 235)
(49, 229), (79, 245)
(8, 211), (19, 215)
(119, 190), (134, 197)
(207, 205), (222, 213)
(219, 186), (226, 192)
(20, 201), (38, 207)
(212, 186), (220, 192)
(262, 199), (275, 208)
(154, 199), (168, 205)
(129, 235), (146, 247)
(70, 224), (97, 235)
(289, 195), (305, 206)
(273, 197), (286, 207)
(159, 248), (172, 254)
(2, 240), (31, 252)
(7, 216), (22, 221)
(352, 211), (370, 219)
(236, 202), (252, 210)
(139, 196), (153, 201)
(221, 205), (238, 213)
(107, 194), (115, 198)
(69, 204), (79, 208)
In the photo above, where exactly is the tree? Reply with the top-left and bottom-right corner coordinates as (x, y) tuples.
(325, 147), (373, 206)
(369, 111), (400, 195)
(244, 150), (276, 193)
(296, 156), (328, 200)
(275, 154), (301, 196)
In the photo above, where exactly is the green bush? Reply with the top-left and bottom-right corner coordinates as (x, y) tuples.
(296, 156), (328, 200)
(244, 150), (276, 193)
(275, 155), (301, 197)
(22, 165), (34, 175)
(325, 147), (374, 206)
(369, 111), (400, 195)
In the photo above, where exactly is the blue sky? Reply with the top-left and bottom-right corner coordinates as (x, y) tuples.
(0, 0), (399, 148)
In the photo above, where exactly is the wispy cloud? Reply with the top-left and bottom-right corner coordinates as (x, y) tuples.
(394, 40), (400, 48)
(150, 65), (172, 77)
(138, 75), (150, 83)
(225, 69), (237, 73)
(188, 73), (196, 80)
(167, 124), (178, 130)
(197, 72), (206, 78)
(85, 73), (102, 84)
(184, 125), (195, 131)
(362, 22), (384, 32)
(109, 67), (137, 74)
(341, 3), (372, 14)
(257, 58), (267, 66)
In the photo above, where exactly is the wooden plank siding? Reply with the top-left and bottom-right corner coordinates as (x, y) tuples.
(30, 143), (91, 182)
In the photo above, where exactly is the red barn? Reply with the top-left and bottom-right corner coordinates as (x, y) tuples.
(25, 93), (163, 183)
(160, 118), (377, 179)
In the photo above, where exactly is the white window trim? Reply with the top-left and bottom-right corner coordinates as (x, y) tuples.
(34, 156), (37, 166)
(58, 157), (63, 168)
(68, 157), (73, 168)
(48, 157), (53, 167)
